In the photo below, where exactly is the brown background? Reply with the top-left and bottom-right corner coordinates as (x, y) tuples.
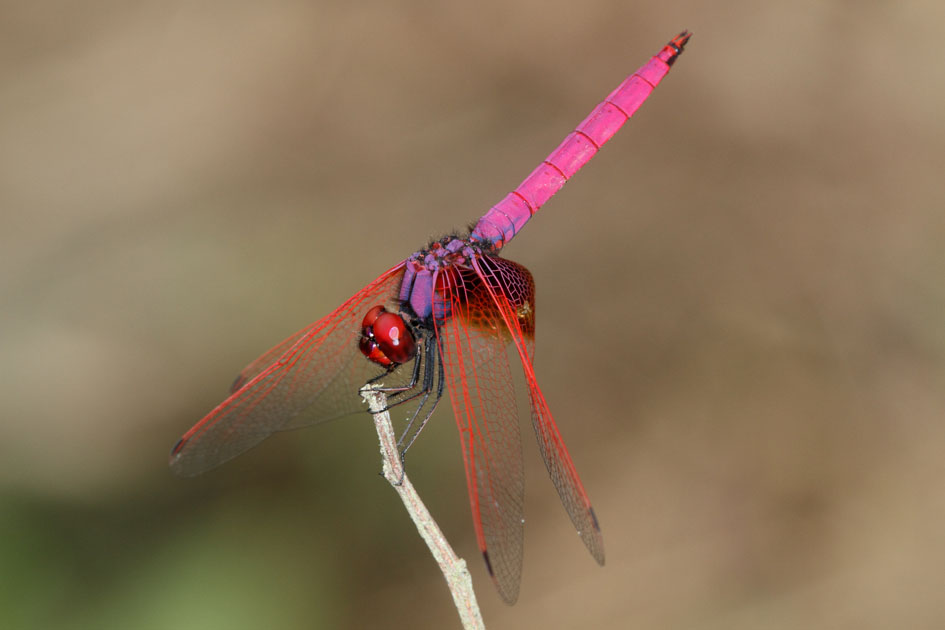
(2, 1), (944, 628)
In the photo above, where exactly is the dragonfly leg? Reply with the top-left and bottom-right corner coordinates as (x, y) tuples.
(365, 363), (398, 388)
(389, 336), (444, 486)
(369, 349), (423, 415)
(396, 336), (437, 449)
(397, 339), (446, 478)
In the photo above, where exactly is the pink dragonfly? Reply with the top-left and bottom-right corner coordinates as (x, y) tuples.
(171, 31), (690, 604)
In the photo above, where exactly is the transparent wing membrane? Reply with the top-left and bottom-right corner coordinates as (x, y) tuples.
(170, 264), (407, 476)
(475, 256), (605, 565)
(435, 264), (525, 604)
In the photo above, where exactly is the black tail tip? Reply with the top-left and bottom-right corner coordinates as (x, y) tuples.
(671, 30), (692, 49)
(665, 30), (692, 66)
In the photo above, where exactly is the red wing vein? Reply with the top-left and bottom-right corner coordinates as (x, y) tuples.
(435, 265), (525, 604)
(474, 256), (605, 565)
(170, 263), (407, 476)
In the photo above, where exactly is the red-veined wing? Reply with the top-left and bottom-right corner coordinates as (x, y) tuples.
(474, 255), (605, 566)
(170, 262), (407, 477)
(229, 325), (311, 394)
(434, 264), (525, 605)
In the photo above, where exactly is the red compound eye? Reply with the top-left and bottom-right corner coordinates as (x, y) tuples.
(358, 306), (417, 367)
(372, 311), (416, 364)
(361, 305), (386, 331)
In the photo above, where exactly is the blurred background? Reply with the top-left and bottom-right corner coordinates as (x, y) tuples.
(2, 1), (944, 628)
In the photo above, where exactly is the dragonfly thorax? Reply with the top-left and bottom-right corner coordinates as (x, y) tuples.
(399, 235), (496, 322)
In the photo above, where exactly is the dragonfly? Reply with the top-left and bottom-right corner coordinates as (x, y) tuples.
(170, 31), (690, 604)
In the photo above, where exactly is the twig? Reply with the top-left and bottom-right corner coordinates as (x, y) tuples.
(361, 385), (485, 630)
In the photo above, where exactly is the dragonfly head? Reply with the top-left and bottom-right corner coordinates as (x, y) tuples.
(358, 305), (417, 367)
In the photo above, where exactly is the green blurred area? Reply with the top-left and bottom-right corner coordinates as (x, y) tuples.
(2, 1), (944, 628)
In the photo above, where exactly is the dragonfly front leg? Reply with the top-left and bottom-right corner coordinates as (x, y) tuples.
(398, 336), (446, 460)
(396, 334), (440, 450)
(367, 345), (422, 402)
(377, 334), (443, 485)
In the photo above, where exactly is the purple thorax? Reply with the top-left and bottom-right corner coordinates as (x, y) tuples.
(398, 236), (489, 321)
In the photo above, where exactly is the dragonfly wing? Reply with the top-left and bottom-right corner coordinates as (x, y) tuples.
(229, 328), (310, 394)
(435, 265), (525, 604)
(170, 262), (408, 477)
(475, 255), (605, 566)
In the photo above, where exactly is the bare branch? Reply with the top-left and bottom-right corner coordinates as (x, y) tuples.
(361, 385), (485, 630)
